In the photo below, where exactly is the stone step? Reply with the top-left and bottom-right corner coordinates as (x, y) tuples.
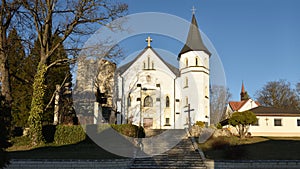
(130, 137), (207, 169)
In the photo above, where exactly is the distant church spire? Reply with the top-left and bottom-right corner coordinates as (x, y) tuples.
(178, 9), (211, 59)
(240, 81), (250, 101)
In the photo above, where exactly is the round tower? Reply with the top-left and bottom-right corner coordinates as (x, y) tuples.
(178, 13), (211, 127)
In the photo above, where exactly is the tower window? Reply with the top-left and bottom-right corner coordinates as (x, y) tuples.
(185, 77), (188, 87)
(185, 58), (188, 67)
(166, 96), (170, 107)
(195, 57), (199, 66)
(144, 96), (153, 107)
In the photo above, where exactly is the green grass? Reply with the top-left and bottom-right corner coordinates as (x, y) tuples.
(199, 136), (300, 160)
(7, 136), (124, 159)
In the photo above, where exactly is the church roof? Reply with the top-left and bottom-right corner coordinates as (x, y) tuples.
(117, 47), (180, 76)
(178, 14), (211, 59)
(250, 106), (300, 116)
(229, 99), (260, 111)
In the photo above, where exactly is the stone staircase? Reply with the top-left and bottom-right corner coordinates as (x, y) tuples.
(130, 134), (207, 169)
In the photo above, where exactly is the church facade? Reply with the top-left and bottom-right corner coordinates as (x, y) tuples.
(115, 14), (211, 129)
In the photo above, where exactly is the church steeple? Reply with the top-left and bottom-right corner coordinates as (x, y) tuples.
(178, 12), (211, 59)
(240, 81), (250, 101)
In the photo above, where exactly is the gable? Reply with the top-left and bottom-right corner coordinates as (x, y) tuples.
(229, 99), (260, 112)
(117, 47), (179, 77)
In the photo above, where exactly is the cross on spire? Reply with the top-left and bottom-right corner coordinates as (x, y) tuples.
(146, 36), (152, 47)
(191, 6), (196, 14)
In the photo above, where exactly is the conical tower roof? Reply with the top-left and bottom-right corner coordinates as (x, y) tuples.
(178, 14), (211, 59)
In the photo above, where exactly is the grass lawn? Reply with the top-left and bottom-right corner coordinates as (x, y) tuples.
(7, 136), (124, 159)
(199, 136), (300, 160)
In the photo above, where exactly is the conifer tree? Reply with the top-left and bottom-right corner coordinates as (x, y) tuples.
(7, 28), (31, 128)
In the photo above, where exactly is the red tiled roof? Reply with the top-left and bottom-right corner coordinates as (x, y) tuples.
(229, 100), (248, 111)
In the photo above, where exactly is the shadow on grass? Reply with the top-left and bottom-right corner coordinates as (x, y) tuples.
(8, 136), (124, 160)
(204, 138), (300, 160)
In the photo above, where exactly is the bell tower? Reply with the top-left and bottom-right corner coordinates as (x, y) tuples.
(178, 10), (211, 126)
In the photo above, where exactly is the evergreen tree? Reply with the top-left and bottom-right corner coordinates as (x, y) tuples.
(7, 28), (31, 128)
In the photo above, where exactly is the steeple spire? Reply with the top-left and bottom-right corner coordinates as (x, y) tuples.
(178, 11), (211, 59)
(240, 81), (249, 101)
(241, 81), (245, 94)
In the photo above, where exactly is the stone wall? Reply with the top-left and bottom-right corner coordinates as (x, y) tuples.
(205, 160), (300, 169)
(5, 159), (132, 169)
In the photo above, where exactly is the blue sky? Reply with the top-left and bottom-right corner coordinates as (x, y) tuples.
(118, 0), (300, 101)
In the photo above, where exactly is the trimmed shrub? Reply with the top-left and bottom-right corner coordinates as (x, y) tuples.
(54, 125), (86, 145)
(111, 124), (144, 138)
(195, 121), (205, 128)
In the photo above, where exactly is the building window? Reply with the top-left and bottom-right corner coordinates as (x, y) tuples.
(144, 96), (153, 107)
(143, 62), (146, 69)
(127, 95), (131, 107)
(297, 119), (300, 126)
(274, 119), (282, 126)
(152, 61), (154, 69)
(166, 96), (170, 107)
(185, 97), (188, 106)
(165, 118), (170, 126)
(195, 57), (199, 66)
(185, 58), (188, 67)
(146, 75), (151, 82)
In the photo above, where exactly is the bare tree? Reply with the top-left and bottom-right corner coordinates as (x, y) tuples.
(210, 85), (231, 124)
(256, 79), (299, 110)
(22, 0), (127, 145)
(297, 82), (300, 96)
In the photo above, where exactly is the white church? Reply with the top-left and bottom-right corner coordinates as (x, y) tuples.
(114, 13), (211, 129)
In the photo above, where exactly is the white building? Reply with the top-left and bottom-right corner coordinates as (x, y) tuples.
(249, 106), (300, 137)
(115, 13), (211, 129)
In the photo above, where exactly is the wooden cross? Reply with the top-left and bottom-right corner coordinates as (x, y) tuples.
(191, 6), (196, 14)
(146, 36), (152, 47)
(184, 104), (194, 130)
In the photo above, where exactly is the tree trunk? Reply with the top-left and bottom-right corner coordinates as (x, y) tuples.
(0, 27), (12, 104)
(28, 63), (47, 145)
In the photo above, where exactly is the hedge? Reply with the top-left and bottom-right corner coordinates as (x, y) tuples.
(111, 124), (145, 138)
(54, 125), (86, 145)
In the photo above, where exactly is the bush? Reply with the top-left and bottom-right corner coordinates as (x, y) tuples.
(54, 125), (86, 145)
(195, 121), (205, 128)
(111, 124), (144, 138)
(216, 123), (223, 129)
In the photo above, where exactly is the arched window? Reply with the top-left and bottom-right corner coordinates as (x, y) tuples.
(185, 58), (188, 67)
(127, 95), (131, 107)
(185, 97), (188, 106)
(166, 96), (170, 107)
(185, 77), (188, 87)
(195, 57), (199, 66)
(144, 96), (153, 107)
